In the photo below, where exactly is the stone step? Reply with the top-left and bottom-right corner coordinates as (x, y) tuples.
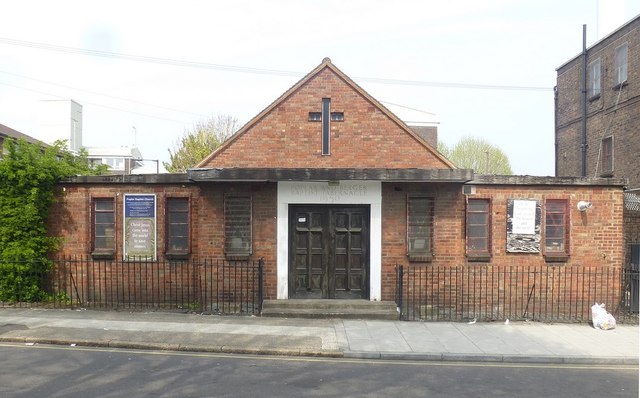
(261, 299), (399, 320)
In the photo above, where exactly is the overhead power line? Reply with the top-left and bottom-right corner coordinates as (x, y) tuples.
(0, 37), (300, 76)
(360, 76), (551, 92)
(0, 81), (189, 124)
(0, 69), (206, 118)
(0, 37), (553, 92)
(380, 101), (437, 115)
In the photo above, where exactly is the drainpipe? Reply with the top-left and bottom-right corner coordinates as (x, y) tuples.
(554, 86), (558, 176)
(581, 24), (588, 177)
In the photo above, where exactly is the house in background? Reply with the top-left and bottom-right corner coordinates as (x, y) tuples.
(0, 123), (49, 160)
(85, 145), (144, 175)
(47, 58), (630, 320)
(383, 102), (439, 148)
(555, 15), (638, 185)
(555, 15), (639, 302)
(38, 99), (83, 152)
(34, 99), (158, 174)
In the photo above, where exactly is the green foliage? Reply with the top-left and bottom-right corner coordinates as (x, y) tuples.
(0, 260), (51, 301)
(163, 115), (238, 173)
(0, 138), (104, 301)
(438, 136), (513, 175)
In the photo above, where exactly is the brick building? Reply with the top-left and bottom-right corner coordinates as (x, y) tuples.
(0, 123), (47, 157)
(49, 59), (627, 317)
(555, 16), (640, 277)
(555, 15), (639, 185)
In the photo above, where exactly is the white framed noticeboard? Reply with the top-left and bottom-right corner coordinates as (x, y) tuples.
(506, 199), (541, 253)
(123, 194), (157, 261)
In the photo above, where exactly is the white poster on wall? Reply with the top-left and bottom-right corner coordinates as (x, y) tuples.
(511, 199), (537, 235)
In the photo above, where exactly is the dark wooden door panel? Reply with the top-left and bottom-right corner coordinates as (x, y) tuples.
(291, 209), (326, 298)
(289, 205), (369, 299)
(332, 209), (367, 299)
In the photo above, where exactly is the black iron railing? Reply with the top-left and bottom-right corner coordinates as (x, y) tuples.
(396, 264), (638, 323)
(0, 257), (264, 315)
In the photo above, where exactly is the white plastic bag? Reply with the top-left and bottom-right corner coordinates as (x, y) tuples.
(591, 303), (616, 330)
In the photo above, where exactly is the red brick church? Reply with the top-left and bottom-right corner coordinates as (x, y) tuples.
(48, 58), (628, 319)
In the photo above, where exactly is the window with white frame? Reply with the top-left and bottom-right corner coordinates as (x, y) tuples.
(601, 136), (614, 175)
(588, 58), (601, 98)
(614, 44), (628, 86)
(92, 197), (116, 255)
(466, 198), (491, 259)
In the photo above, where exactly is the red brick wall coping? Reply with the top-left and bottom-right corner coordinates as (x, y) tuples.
(61, 173), (190, 184)
(470, 174), (627, 187)
(188, 168), (473, 182)
(60, 171), (626, 187)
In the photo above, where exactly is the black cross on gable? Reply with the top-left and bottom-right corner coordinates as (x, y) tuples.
(306, 99), (331, 154)
(321, 98), (330, 155)
(308, 98), (344, 156)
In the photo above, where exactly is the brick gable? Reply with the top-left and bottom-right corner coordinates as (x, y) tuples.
(198, 59), (453, 169)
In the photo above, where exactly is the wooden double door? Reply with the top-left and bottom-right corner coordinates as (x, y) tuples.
(289, 205), (369, 299)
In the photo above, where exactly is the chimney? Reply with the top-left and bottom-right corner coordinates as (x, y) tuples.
(409, 125), (438, 148)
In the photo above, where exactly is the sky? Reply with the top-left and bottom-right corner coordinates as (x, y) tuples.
(1, 0), (639, 175)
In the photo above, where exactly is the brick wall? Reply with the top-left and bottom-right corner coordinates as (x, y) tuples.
(50, 180), (624, 303)
(555, 17), (640, 187)
(380, 183), (464, 299)
(201, 67), (450, 170)
(380, 182), (625, 301)
(474, 184), (624, 267)
(49, 183), (200, 258)
(49, 181), (280, 299)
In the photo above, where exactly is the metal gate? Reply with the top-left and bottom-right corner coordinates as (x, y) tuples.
(629, 244), (639, 313)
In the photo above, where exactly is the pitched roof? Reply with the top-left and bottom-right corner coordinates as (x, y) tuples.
(0, 123), (48, 147)
(196, 58), (455, 169)
(556, 14), (640, 71)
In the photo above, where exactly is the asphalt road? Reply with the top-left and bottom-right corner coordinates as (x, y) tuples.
(0, 343), (637, 398)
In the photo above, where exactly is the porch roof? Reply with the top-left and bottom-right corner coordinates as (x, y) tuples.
(187, 168), (474, 183)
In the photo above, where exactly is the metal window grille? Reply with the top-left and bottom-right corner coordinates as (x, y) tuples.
(407, 196), (434, 261)
(224, 194), (252, 257)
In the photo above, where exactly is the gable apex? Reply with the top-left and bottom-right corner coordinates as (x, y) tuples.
(196, 59), (454, 169)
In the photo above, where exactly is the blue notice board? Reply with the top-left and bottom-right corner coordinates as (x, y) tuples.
(123, 194), (157, 260)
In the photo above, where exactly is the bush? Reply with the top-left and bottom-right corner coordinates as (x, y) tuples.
(0, 139), (105, 302)
(0, 260), (51, 302)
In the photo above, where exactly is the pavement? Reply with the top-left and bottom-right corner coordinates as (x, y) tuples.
(0, 308), (637, 365)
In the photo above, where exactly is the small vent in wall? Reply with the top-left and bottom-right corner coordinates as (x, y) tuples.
(463, 185), (476, 195)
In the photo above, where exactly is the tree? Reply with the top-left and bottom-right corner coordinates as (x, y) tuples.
(164, 115), (239, 173)
(438, 136), (513, 175)
(0, 139), (105, 300)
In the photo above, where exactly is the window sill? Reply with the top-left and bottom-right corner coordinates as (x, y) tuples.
(588, 93), (601, 102)
(600, 171), (614, 178)
(612, 81), (627, 90)
(91, 251), (115, 260)
(225, 254), (251, 261)
(408, 254), (432, 263)
(467, 253), (491, 262)
(166, 252), (190, 261)
(544, 253), (569, 263)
